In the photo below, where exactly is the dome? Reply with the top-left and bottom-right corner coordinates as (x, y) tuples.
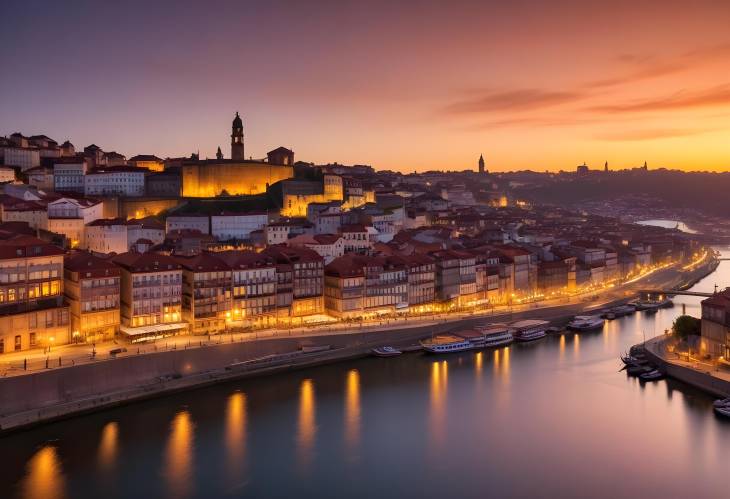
(232, 111), (243, 128)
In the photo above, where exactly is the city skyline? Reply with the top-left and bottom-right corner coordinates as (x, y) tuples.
(3, 0), (730, 172)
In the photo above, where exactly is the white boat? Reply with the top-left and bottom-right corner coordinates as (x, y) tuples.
(476, 324), (514, 347)
(509, 319), (549, 342)
(371, 346), (402, 357)
(713, 398), (730, 408)
(567, 315), (605, 332)
(639, 369), (664, 381)
(420, 334), (473, 354)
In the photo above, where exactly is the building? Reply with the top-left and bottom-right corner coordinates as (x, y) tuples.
(2, 147), (40, 171)
(181, 113), (293, 197)
(210, 212), (268, 241)
(126, 217), (165, 248)
(85, 166), (147, 197)
(85, 218), (128, 254)
(478, 154), (485, 174)
(700, 289), (730, 358)
(218, 251), (277, 328)
(25, 166), (54, 191)
(112, 251), (187, 341)
(177, 252), (232, 335)
(0, 166), (15, 183)
(0, 234), (69, 353)
(64, 251), (120, 342)
(262, 245), (324, 320)
(287, 233), (345, 264)
(402, 253), (436, 309)
(324, 254), (408, 318)
(129, 154), (164, 172)
(267, 147), (294, 166)
(53, 159), (87, 193)
(46, 197), (104, 248)
(145, 170), (181, 197)
(339, 224), (372, 253)
(166, 214), (210, 235)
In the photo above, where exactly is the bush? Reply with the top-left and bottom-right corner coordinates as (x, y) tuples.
(672, 315), (701, 339)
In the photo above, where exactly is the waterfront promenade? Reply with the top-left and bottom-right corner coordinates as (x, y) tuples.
(0, 254), (716, 432)
(0, 256), (709, 377)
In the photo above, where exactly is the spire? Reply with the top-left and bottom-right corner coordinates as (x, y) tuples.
(478, 153), (485, 173)
(216, 146), (223, 160)
(643, 160), (648, 169)
(604, 161), (608, 172)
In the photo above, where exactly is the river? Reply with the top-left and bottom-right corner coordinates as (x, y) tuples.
(636, 219), (697, 234)
(2, 250), (730, 499)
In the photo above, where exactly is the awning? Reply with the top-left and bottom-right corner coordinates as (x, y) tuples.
(120, 322), (189, 337)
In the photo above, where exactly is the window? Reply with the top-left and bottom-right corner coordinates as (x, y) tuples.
(0, 339), (3, 353)
(14, 335), (21, 351)
(29, 333), (36, 347)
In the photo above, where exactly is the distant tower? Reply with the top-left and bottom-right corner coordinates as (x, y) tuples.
(643, 161), (648, 170)
(231, 112), (244, 161)
(604, 161), (608, 172)
(216, 146), (223, 160)
(478, 154), (485, 174)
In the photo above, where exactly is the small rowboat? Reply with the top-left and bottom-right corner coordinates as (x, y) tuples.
(372, 346), (402, 358)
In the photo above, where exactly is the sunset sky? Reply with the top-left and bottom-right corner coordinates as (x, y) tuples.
(3, 0), (730, 172)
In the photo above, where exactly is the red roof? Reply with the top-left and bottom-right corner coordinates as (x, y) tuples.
(0, 234), (64, 260)
(65, 251), (120, 276)
(111, 251), (182, 273)
(175, 252), (230, 272)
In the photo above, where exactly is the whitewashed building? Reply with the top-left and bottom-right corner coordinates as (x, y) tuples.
(166, 215), (210, 234)
(210, 212), (268, 241)
(84, 166), (146, 197)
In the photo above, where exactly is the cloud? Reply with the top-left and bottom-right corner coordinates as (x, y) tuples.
(584, 61), (684, 89)
(443, 88), (582, 114)
(589, 85), (730, 113)
(595, 128), (713, 141)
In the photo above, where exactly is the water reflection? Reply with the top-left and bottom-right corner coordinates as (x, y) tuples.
(573, 334), (581, 358)
(559, 335), (566, 361)
(475, 351), (483, 375)
(344, 369), (361, 455)
(297, 379), (316, 471)
(225, 392), (247, 479)
(97, 422), (118, 472)
(21, 445), (65, 499)
(429, 361), (448, 449)
(165, 410), (194, 499)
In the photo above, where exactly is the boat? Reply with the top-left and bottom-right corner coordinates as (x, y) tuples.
(639, 369), (664, 381)
(714, 406), (730, 418)
(420, 334), (473, 354)
(371, 346), (402, 357)
(546, 326), (563, 334)
(509, 319), (549, 342)
(626, 364), (653, 376)
(475, 324), (514, 347)
(604, 312), (616, 320)
(713, 398), (730, 408)
(610, 304), (636, 317)
(567, 315), (605, 332)
(621, 354), (647, 365)
(645, 306), (658, 315)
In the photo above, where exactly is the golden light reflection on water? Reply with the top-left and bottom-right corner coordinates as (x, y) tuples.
(574, 334), (581, 358)
(429, 361), (448, 448)
(475, 352), (483, 375)
(297, 379), (316, 470)
(98, 422), (118, 471)
(559, 335), (566, 361)
(225, 392), (247, 476)
(344, 369), (361, 454)
(21, 445), (65, 499)
(165, 410), (194, 499)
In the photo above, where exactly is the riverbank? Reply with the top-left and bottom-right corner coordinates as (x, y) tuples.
(0, 257), (716, 434)
(642, 336), (730, 398)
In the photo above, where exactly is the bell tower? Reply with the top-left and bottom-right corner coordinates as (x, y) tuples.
(231, 111), (244, 161)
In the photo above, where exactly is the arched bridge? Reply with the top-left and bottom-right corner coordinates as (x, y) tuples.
(638, 289), (714, 299)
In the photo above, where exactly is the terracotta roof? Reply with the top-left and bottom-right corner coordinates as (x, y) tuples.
(87, 218), (126, 227)
(217, 250), (275, 270)
(0, 234), (64, 260)
(65, 251), (120, 275)
(702, 289), (730, 308)
(175, 252), (230, 272)
(111, 251), (182, 273)
(129, 154), (162, 162)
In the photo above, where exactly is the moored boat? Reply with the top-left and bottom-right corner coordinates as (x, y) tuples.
(715, 406), (730, 418)
(639, 369), (664, 381)
(567, 315), (605, 331)
(371, 346), (403, 357)
(420, 334), (473, 354)
(476, 324), (514, 347)
(509, 319), (549, 342)
(713, 398), (730, 408)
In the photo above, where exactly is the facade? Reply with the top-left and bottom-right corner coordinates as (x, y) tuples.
(112, 252), (186, 340)
(700, 290), (730, 358)
(3, 147), (40, 171)
(85, 166), (146, 197)
(85, 218), (128, 254)
(53, 160), (87, 193)
(0, 166), (15, 183)
(177, 253), (232, 335)
(182, 160), (293, 197)
(25, 166), (54, 190)
(262, 245), (324, 319)
(218, 251), (277, 328)
(129, 154), (164, 172)
(210, 212), (268, 241)
(126, 217), (165, 248)
(166, 215), (210, 235)
(64, 251), (120, 342)
(287, 233), (344, 264)
(403, 253), (436, 308)
(0, 235), (69, 353)
(339, 224), (372, 253)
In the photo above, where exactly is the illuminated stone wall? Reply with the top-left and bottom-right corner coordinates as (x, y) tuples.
(119, 198), (182, 219)
(182, 161), (293, 198)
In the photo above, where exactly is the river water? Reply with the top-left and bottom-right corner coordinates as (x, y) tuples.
(2, 250), (730, 499)
(637, 219), (697, 234)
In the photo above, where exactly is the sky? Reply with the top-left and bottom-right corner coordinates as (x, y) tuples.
(2, 0), (730, 172)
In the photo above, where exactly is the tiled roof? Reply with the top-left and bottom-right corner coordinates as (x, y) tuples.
(112, 251), (182, 273)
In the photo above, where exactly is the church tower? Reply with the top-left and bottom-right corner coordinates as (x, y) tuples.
(478, 154), (485, 174)
(231, 112), (244, 161)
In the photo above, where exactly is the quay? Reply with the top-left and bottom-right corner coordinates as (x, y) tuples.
(0, 254), (719, 434)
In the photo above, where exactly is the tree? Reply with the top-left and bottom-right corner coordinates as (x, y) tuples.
(672, 315), (701, 339)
